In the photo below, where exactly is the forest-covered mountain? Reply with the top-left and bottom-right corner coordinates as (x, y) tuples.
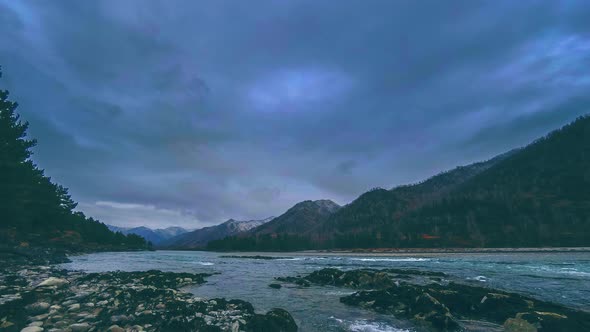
(162, 217), (273, 249)
(107, 225), (189, 245)
(250, 200), (340, 235)
(207, 200), (340, 251)
(0, 67), (149, 252)
(208, 115), (590, 251)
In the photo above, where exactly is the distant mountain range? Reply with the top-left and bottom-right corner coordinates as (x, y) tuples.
(106, 225), (190, 245)
(160, 217), (274, 249)
(208, 115), (590, 250)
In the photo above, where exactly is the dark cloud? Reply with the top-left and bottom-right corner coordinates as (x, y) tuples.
(1, 0), (589, 228)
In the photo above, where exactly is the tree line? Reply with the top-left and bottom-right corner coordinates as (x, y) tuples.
(0, 66), (149, 251)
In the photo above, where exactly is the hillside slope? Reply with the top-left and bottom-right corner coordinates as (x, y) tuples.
(252, 199), (340, 235)
(390, 115), (590, 248)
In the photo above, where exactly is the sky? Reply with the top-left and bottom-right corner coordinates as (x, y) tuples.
(1, 1), (589, 228)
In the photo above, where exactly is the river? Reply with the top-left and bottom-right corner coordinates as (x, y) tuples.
(61, 251), (590, 332)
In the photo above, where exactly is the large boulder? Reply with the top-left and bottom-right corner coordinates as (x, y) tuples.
(36, 277), (69, 288)
(246, 308), (297, 332)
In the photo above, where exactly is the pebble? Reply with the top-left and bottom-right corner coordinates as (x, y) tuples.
(25, 302), (50, 315)
(69, 323), (90, 332)
(20, 327), (43, 332)
(107, 325), (125, 332)
(67, 303), (80, 311)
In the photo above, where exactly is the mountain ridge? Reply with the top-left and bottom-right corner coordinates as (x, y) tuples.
(161, 217), (274, 249)
(207, 115), (590, 251)
(106, 225), (190, 245)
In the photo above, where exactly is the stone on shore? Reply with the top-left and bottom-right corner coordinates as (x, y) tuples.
(25, 302), (50, 315)
(69, 323), (90, 332)
(36, 277), (69, 288)
(20, 327), (43, 332)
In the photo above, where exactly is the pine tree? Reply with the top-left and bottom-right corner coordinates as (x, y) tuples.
(0, 66), (38, 230)
(0, 66), (148, 249)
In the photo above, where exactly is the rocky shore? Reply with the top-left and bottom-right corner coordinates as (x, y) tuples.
(0, 262), (297, 332)
(274, 268), (590, 332)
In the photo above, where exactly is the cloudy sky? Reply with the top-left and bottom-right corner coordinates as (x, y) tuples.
(1, 1), (589, 228)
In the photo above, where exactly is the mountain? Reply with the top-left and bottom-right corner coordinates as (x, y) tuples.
(208, 115), (590, 250)
(162, 217), (274, 249)
(317, 151), (516, 246)
(207, 200), (340, 251)
(250, 199), (340, 235)
(106, 225), (189, 245)
(387, 115), (590, 248)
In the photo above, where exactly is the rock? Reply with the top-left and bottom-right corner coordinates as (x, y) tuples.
(36, 277), (68, 288)
(0, 321), (15, 330)
(269, 283), (282, 289)
(69, 323), (90, 332)
(107, 325), (125, 332)
(25, 302), (50, 315)
(110, 315), (130, 323)
(68, 303), (80, 311)
(246, 308), (298, 332)
(504, 317), (537, 332)
(20, 327), (43, 332)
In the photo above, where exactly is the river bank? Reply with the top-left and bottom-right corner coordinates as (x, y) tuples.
(0, 259), (297, 332)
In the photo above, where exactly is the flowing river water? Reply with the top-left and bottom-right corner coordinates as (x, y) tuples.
(61, 251), (590, 332)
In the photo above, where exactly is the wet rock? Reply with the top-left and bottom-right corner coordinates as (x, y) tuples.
(272, 268), (589, 332)
(275, 276), (310, 287)
(339, 277), (590, 332)
(278, 267), (445, 290)
(245, 308), (297, 332)
(67, 303), (80, 312)
(36, 277), (68, 288)
(504, 317), (537, 332)
(269, 283), (282, 289)
(106, 325), (125, 332)
(20, 327), (43, 332)
(69, 323), (90, 332)
(2, 266), (298, 332)
(25, 302), (50, 315)
(110, 315), (130, 323)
